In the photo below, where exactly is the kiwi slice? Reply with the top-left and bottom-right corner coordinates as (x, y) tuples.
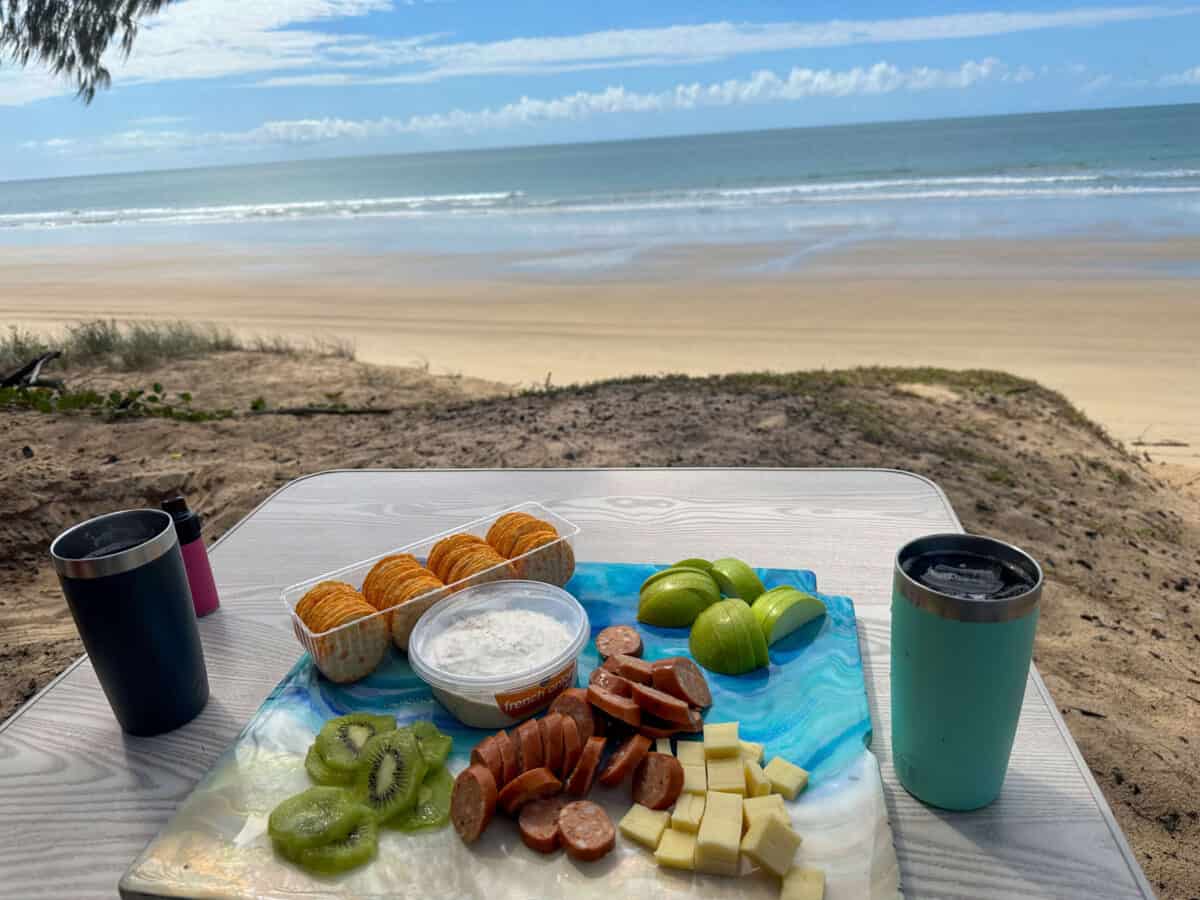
(354, 729), (427, 822)
(293, 806), (378, 874)
(388, 766), (453, 832)
(316, 713), (396, 773)
(268, 786), (361, 854)
(409, 720), (453, 769)
(305, 744), (353, 786)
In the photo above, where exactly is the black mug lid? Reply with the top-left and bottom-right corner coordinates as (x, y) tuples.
(50, 509), (178, 580)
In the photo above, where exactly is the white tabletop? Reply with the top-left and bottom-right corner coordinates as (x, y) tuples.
(0, 468), (1153, 898)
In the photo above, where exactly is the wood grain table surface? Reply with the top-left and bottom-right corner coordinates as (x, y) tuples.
(0, 468), (1154, 898)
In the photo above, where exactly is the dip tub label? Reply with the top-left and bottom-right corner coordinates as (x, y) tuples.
(495, 661), (577, 718)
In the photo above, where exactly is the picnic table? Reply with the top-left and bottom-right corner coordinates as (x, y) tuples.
(0, 468), (1153, 898)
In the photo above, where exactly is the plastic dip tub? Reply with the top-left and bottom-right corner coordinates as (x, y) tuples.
(409, 580), (588, 728)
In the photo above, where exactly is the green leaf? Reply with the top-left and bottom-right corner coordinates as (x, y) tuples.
(178, 392), (192, 403)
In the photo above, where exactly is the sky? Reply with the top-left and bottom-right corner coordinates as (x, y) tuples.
(2, 1), (1200, 179)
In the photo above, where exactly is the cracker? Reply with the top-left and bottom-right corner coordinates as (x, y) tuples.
(296, 580), (351, 623)
(510, 528), (560, 557)
(362, 554), (421, 600)
(486, 512), (538, 548)
(428, 534), (487, 581)
(393, 575), (446, 605)
(496, 518), (559, 558)
(446, 546), (505, 584)
(310, 592), (364, 633)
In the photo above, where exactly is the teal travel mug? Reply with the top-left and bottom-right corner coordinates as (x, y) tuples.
(891, 533), (1042, 810)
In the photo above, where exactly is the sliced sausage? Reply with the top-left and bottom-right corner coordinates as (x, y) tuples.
(494, 729), (519, 785)
(558, 800), (616, 862)
(587, 684), (642, 728)
(515, 719), (544, 773)
(565, 735), (606, 796)
(469, 735), (504, 787)
(601, 653), (653, 684)
(497, 767), (563, 816)
(638, 714), (683, 739)
(630, 682), (693, 725)
(594, 625), (643, 660)
(561, 714), (583, 774)
(598, 734), (652, 787)
(451, 764), (498, 844)
(550, 687), (599, 744)
(650, 656), (712, 708)
(517, 794), (572, 854)
(588, 667), (634, 697)
(680, 708), (704, 733)
(540, 713), (565, 776)
(632, 752), (684, 810)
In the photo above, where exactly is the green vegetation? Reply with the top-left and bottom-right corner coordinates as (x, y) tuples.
(1, 0), (170, 102)
(0, 383), (232, 422)
(1, 320), (354, 373)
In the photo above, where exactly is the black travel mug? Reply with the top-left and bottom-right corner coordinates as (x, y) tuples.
(50, 508), (210, 736)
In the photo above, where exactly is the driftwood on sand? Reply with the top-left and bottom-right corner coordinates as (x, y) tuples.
(0, 352), (64, 389)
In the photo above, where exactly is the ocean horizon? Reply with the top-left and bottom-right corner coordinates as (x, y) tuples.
(3, 102), (1199, 273)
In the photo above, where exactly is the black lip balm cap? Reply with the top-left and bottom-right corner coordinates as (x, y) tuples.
(162, 496), (202, 544)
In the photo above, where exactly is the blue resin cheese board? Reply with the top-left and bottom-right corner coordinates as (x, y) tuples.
(120, 563), (901, 900)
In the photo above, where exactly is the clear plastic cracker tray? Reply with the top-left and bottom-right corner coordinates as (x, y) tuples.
(279, 501), (579, 682)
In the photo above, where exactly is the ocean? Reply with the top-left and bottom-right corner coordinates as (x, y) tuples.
(2, 103), (1199, 271)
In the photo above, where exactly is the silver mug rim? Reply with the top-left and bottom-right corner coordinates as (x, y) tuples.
(50, 508), (178, 580)
(894, 532), (1043, 623)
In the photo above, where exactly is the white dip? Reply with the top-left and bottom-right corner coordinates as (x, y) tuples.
(426, 608), (572, 679)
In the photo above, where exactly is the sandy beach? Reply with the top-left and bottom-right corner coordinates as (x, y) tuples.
(4, 237), (1197, 469)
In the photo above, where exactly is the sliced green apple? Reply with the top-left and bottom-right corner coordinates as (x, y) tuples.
(641, 565), (712, 593)
(689, 599), (767, 675)
(672, 558), (714, 573)
(638, 570), (722, 627)
(751, 588), (826, 645)
(710, 558), (766, 602)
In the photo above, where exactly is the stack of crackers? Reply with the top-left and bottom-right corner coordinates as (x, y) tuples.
(293, 580), (390, 683)
(292, 508), (576, 682)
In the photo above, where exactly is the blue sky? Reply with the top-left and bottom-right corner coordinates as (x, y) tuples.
(3, 1), (1200, 179)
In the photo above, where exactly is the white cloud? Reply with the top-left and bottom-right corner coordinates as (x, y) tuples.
(129, 115), (191, 126)
(1, 3), (1194, 105)
(22, 57), (1027, 154)
(1160, 65), (1200, 85)
(368, 6), (1197, 85)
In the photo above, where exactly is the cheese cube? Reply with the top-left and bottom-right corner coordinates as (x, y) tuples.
(744, 758), (772, 797)
(675, 740), (706, 766)
(739, 740), (764, 764)
(682, 764), (707, 795)
(781, 866), (826, 900)
(764, 756), (810, 800)
(707, 756), (746, 794)
(703, 721), (740, 758)
(619, 803), (670, 850)
(694, 851), (740, 877)
(696, 791), (742, 870)
(654, 828), (696, 870)
(742, 794), (788, 831)
(655, 738), (673, 755)
(670, 792), (706, 833)
(741, 811), (801, 877)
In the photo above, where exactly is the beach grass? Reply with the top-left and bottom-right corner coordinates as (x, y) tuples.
(1, 320), (355, 373)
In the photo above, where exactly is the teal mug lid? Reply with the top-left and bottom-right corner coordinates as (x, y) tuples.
(895, 533), (1042, 623)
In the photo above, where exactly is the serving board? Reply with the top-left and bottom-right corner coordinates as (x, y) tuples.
(120, 563), (901, 899)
